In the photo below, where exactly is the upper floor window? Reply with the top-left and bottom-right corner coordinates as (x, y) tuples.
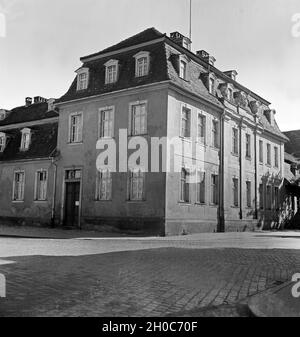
(197, 113), (206, 144)
(129, 101), (147, 136)
(245, 134), (251, 158)
(259, 140), (263, 163)
(134, 51), (150, 77)
(13, 171), (25, 201)
(76, 67), (89, 91)
(35, 170), (48, 201)
(69, 112), (83, 143)
(232, 128), (239, 155)
(99, 107), (114, 138)
(274, 146), (279, 168)
(212, 120), (219, 148)
(0, 132), (6, 152)
(105, 59), (119, 84)
(266, 143), (271, 165)
(259, 184), (264, 209)
(181, 106), (191, 138)
(20, 128), (31, 151)
(0, 112), (6, 121)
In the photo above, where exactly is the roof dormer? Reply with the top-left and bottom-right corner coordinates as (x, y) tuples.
(20, 128), (31, 152)
(0, 109), (10, 121)
(133, 51), (150, 77)
(104, 59), (119, 84)
(76, 67), (89, 91)
(0, 132), (7, 152)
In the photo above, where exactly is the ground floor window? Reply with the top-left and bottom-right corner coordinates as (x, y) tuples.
(196, 171), (205, 204)
(35, 170), (48, 201)
(128, 170), (145, 201)
(13, 171), (25, 201)
(211, 174), (219, 205)
(246, 181), (251, 208)
(96, 170), (112, 201)
(259, 184), (264, 209)
(180, 168), (190, 203)
(266, 185), (272, 210)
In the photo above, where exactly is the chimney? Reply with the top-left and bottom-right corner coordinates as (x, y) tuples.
(224, 70), (238, 81)
(170, 31), (192, 50)
(264, 109), (276, 126)
(25, 97), (32, 107)
(47, 98), (56, 111)
(196, 50), (216, 66)
(34, 96), (47, 104)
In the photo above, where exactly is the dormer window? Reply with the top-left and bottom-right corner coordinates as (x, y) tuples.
(134, 51), (150, 77)
(20, 128), (31, 151)
(228, 87), (233, 101)
(209, 77), (215, 95)
(0, 109), (9, 121)
(104, 59), (119, 84)
(0, 132), (6, 152)
(76, 67), (89, 91)
(179, 55), (189, 80)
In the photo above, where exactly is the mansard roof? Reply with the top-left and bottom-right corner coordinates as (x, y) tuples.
(0, 102), (58, 127)
(283, 130), (300, 158)
(57, 27), (287, 141)
(0, 123), (58, 162)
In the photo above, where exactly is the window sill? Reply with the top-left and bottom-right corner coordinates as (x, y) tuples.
(95, 199), (112, 202)
(195, 202), (206, 206)
(211, 146), (220, 151)
(245, 156), (252, 161)
(231, 205), (239, 209)
(231, 152), (239, 157)
(68, 142), (83, 146)
(178, 201), (191, 205)
(127, 200), (146, 203)
(34, 200), (48, 203)
(128, 133), (148, 137)
(209, 203), (218, 207)
(12, 200), (24, 203)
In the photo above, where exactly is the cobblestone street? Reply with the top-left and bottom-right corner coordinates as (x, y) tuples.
(0, 231), (299, 317)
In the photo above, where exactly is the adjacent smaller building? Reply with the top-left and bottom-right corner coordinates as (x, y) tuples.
(0, 97), (59, 226)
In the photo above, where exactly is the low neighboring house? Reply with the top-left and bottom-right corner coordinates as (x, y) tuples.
(0, 97), (59, 226)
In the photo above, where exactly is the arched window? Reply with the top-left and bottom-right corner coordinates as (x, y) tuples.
(20, 128), (31, 151)
(133, 51), (150, 77)
(76, 67), (89, 91)
(0, 132), (6, 152)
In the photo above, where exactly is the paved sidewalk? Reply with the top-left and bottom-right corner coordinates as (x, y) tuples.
(248, 281), (300, 317)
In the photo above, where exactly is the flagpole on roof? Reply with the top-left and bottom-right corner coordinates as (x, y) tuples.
(189, 0), (192, 41)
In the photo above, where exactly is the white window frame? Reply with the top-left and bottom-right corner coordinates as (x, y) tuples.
(246, 181), (252, 208)
(34, 169), (48, 201)
(246, 133), (251, 158)
(232, 127), (239, 155)
(274, 146), (279, 168)
(209, 75), (216, 95)
(13, 170), (25, 202)
(212, 119), (219, 148)
(69, 112), (83, 144)
(104, 59), (119, 84)
(232, 177), (239, 207)
(0, 132), (6, 152)
(211, 174), (219, 205)
(196, 170), (205, 204)
(20, 128), (31, 151)
(259, 140), (264, 163)
(180, 167), (191, 203)
(76, 67), (89, 91)
(128, 169), (145, 201)
(197, 112), (206, 144)
(129, 101), (147, 136)
(98, 106), (115, 139)
(266, 143), (271, 165)
(180, 105), (191, 138)
(96, 169), (112, 201)
(133, 51), (150, 77)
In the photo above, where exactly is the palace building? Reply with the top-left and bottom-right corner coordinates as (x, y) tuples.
(0, 28), (290, 235)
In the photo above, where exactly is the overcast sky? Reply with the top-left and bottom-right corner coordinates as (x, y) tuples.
(0, 0), (299, 131)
